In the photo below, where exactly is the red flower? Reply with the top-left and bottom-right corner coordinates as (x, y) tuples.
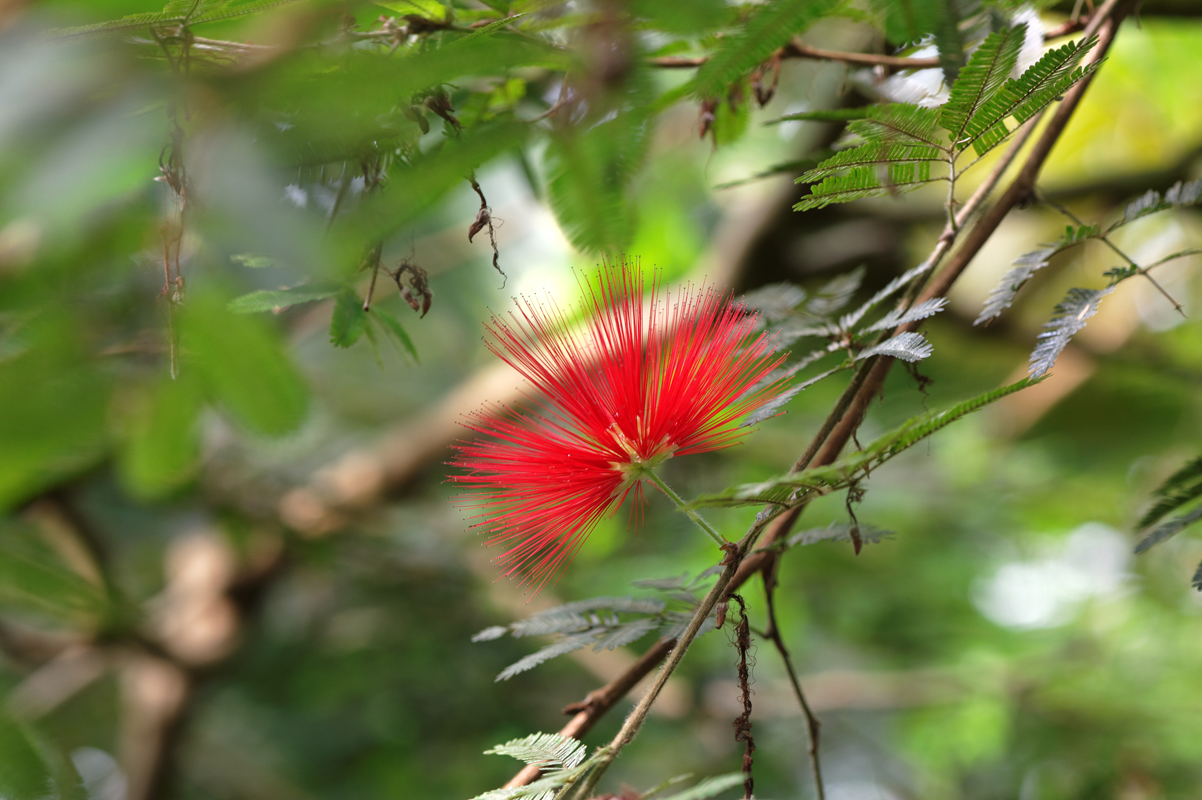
(450, 258), (786, 592)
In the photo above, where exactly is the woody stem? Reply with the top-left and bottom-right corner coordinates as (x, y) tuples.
(642, 470), (728, 548)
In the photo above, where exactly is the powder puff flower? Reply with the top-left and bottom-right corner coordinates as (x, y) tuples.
(450, 258), (786, 592)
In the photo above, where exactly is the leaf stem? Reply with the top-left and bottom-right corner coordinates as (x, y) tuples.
(643, 470), (728, 548)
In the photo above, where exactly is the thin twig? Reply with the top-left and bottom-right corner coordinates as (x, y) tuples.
(1041, 193), (1186, 315)
(651, 43), (940, 72)
(729, 594), (755, 800)
(761, 560), (824, 800)
(568, 510), (786, 799)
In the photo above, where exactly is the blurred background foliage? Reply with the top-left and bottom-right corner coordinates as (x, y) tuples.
(1, 0), (1202, 799)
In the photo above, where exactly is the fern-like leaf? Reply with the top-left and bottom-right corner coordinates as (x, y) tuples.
(975, 224), (1099, 324)
(1137, 482), (1202, 532)
(1112, 179), (1202, 230)
(786, 521), (894, 547)
(957, 36), (1098, 157)
(741, 283), (808, 323)
(975, 250), (1054, 325)
(1134, 505), (1202, 555)
(1028, 286), (1114, 378)
(798, 143), (943, 184)
(690, 377), (1040, 509)
(658, 774), (745, 800)
(939, 25), (1026, 149)
(739, 363), (849, 427)
(807, 266), (868, 316)
(863, 297), (948, 332)
(485, 733), (588, 770)
(845, 104), (945, 148)
(690, 0), (841, 98)
(796, 162), (941, 210)
(1152, 455), (1202, 497)
(56, 0), (304, 35)
(495, 631), (600, 681)
(856, 331), (933, 362)
(838, 260), (934, 331)
(591, 617), (659, 651)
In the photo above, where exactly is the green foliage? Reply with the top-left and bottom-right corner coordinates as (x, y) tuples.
(475, 590), (717, 681)
(795, 152), (941, 210)
(938, 25), (1026, 151)
(689, 0), (841, 99)
(227, 282), (343, 314)
(1111, 178), (1202, 230)
(329, 288), (369, 348)
(485, 732), (588, 770)
(118, 372), (203, 499)
(0, 523), (107, 622)
(656, 774), (744, 800)
(975, 224), (1101, 325)
(950, 35), (1099, 157)
(473, 733), (599, 800)
(796, 27), (1099, 209)
(0, 710), (63, 800)
(370, 308), (419, 361)
(1028, 286), (1114, 378)
(55, 0), (308, 35)
(1134, 454), (1202, 562)
(181, 289), (309, 436)
(0, 315), (110, 512)
(546, 113), (647, 254)
(691, 377), (1042, 509)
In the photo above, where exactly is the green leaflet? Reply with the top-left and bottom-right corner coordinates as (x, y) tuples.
(689, 377), (1043, 509)
(846, 104), (944, 147)
(939, 25), (1026, 150)
(952, 35), (1099, 157)
(55, 0), (307, 35)
(795, 157), (941, 211)
(799, 143), (943, 183)
(689, 0), (841, 99)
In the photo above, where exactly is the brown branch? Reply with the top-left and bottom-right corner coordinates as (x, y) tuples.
(651, 19), (1089, 74)
(650, 42), (940, 72)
